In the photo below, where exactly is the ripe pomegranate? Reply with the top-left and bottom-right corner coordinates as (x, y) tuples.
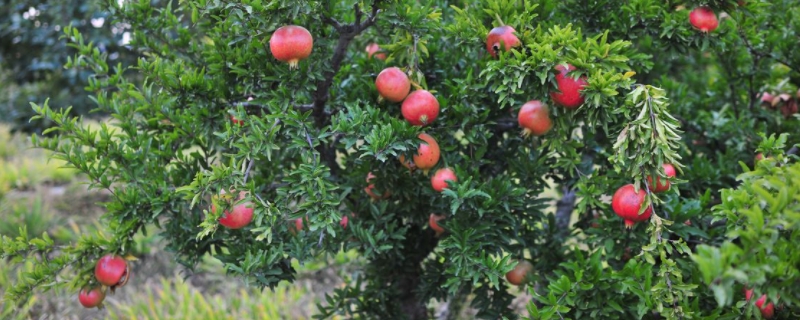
(340, 215), (349, 229)
(760, 92), (775, 109)
(611, 184), (653, 228)
(780, 98), (798, 118)
(646, 163), (677, 193)
(402, 90), (440, 126)
(689, 7), (719, 33)
(414, 133), (442, 171)
(755, 294), (775, 319)
(550, 64), (588, 109)
(366, 43), (386, 60)
(269, 25), (313, 69)
(517, 100), (553, 136)
(95, 254), (129, 287)
(431, 168), (457, 192)
(505, 260), (533, 286)
(486, 26), (521, 58)
(755, 153), (766, 163)
(78, 287), (106, 308)
(364, 172), (391, 200)
(375, 67), (411, 103)
(744, 288), (753, 301)
(211, 189), (254, 229)
(429, 213), (445, 237)
(230, 115), (245, 126)
(289, 217), (305, 235)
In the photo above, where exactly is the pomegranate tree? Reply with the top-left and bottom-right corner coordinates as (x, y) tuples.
(431, 168), (457, 192)
(485, 25), (521, 58)
(611, 184), (652, 228)
(78, 287), (106, 309)
(401, 90), (440, 126)
(375, 67), (411, 102)
(689, 7), (719, 33)
(94, 254), (129, 287)
(269, 25), (314, 69)
(550, 64), (588, 109)
(505, 260), (533, 286)
(517, 100), (553, 136)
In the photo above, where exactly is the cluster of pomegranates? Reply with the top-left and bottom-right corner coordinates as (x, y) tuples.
(611, 164), (677, 229)
(745, 288), (780, 319)
(78, 254), (131, 309)
(760, 91), (800, 118)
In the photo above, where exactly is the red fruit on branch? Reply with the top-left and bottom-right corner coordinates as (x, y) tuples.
(402, 90), (440, 126)
(780, 98), (798, 118)
(759, 92), (775, 109)
(269, 25), (313, 69)
(611, 184), (653, 228)
(431, 168), (457, 192)
(486, 26), (521, 58)
(429, 213), (445, 237)
(78, 287), (106, 309)
(365, 172), (391, 200)
(230, 115), (245, 126)
(755, 294), (775, 319)
(517, 100), (553, 136)
(340, 215), (349, 229)
(95, 254), (130, 287)
(290, 217), (305, 235)
(646, 163), (677, 193)
(550, 64), (588, 109)
(366, 43), (386, 60)
(505, 260), (533, 286)
(689, 7), (719, 33)
(412, 133), (441, 171)
(212, 189), (255, 229)
(375, 67), (411, 103)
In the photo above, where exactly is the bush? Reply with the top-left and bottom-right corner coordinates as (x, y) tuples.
(2, 0), (799, 319)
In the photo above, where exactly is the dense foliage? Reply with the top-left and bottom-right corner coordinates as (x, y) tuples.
(1, 0), (798, 319)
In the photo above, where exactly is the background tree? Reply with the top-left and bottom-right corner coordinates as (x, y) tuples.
(1, 0), (798, 319)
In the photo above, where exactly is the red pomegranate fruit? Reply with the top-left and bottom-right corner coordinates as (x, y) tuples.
(429, 213), (445, 237)
(414, 133), (441, 170)
(230, 115), (245, 126)
(431, 168), (457, 192)
(755, 294), (775, 319)
(550, 64), (588, 109)
(517, 100), (553, 136)
(211, 189), (254, 229)
(340, 215), (349, 229)
(780, 98), (798, 118)
(95, 254), (129, 287)
(269, 25), (313, 69)
(760, 92), (775, 109)
(486, 26), (521, 58)
(402, 90), (440, 126)
(505, 260), (533, 286)
(365, 172), (391, 200)
(611, 184), (653, 228)
(78, 287), (106, 308)
(366, 43), (386, 60)
(646, 163), (677, 193)
(689, 7), (719, 33)
(375, 67), (411, 103)
(290, 217), (305, 235)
